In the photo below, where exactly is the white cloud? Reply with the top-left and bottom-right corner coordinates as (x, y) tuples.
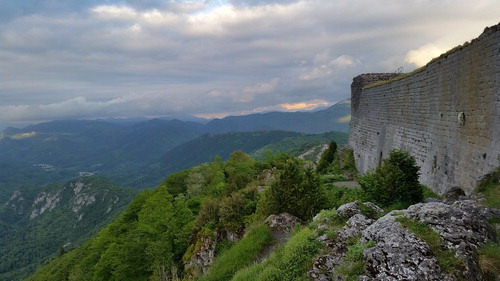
(405, 43), (448, 67)
(299, 53), (360, 81)
(92, 5), (138, 20)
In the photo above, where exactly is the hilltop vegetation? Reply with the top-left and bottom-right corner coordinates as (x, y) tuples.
(26, 146), (459, 281)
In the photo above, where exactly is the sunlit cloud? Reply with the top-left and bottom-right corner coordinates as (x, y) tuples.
(280, 99), (330, 111)
(405, 43), (448, 67)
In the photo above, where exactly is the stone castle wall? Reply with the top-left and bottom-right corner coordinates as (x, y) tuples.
(348, 23), (500, 194)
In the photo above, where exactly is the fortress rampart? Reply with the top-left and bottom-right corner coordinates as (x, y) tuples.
(348, 23), (500, 195)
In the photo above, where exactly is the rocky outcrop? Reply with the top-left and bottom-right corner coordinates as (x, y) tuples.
(265, 212), (301, 239)
(184, 234), (217, 276)
(184, 213), (302, 277)
(310, 202), (383, 280)
(335, 201), (384, 219)
(30, 190), (62, 219)
(310, 199), (500, 281)
(361, 211), (455, 281)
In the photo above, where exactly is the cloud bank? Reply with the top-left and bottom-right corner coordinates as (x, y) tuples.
(0, 0), (498, 128)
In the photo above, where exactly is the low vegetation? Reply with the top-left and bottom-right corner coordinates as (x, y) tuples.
(475, 166), (500, 280)
(475, 166), (500, 209)
(231, 227), (320, 281)
(337, 239), (376, 281)
(24, 141), (500, 281)
(358, 149), (423, 209)
(199, 223), (274, 281)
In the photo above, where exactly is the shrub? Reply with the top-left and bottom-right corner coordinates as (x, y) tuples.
(317, 141), (339, 174)
(340, 147), (357, 175)
(257, 158), (326, 220)
(358, 149), (423, 208)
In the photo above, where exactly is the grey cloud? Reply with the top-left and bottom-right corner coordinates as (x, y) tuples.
(0, 0), (499, 128)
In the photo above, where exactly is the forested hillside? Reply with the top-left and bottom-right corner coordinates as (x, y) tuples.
(0, 177), (138, 281)
(24, 147), (355, 280)
(25, 148), (500, 281)
(0, 128), (346, 280)
(124, 130), (348, 188)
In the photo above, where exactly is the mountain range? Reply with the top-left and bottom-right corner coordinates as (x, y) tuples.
(0, 101), (350, 280)
(0, 100), (350, 196)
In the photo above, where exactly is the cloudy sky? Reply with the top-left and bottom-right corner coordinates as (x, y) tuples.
(0, 0), (498, 129)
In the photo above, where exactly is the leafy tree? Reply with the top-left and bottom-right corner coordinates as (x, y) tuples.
(219, 192), (246, 234)
(224, 151), (257, 193)
(316, 141), (338, 174)
(258, 158), (325, 220)
(164, 170), (190, 197)
(340, 147), (357, 175)
(358, 149), (423, 208)
(195, 198), (220, 230)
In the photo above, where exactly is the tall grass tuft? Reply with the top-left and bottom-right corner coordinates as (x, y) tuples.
(198, 223), (273, 281)
(231, 226), (320, 281)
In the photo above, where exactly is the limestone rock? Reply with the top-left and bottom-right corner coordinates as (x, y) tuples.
(184, 234), (217, 276)
(336, 201), (384, 219)
(310, 200), (500, 281)
(310, 211), (378, 281)
(405, 202), (498, 280)
(358, 201), (500, 280)
(265, 212), (301, 237)
(360, 212), (454, 281)
(309, 254), (343, 281)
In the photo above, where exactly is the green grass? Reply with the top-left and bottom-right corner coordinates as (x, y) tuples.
(198, 223), (274, 281)
(231, 226), (320, 281)
(475, 166), (500, 209)
(422, 185), (441, 200)
(335, 239), (375, 281)
(478, 242), (500, 281)
(396, 217), (464, 275)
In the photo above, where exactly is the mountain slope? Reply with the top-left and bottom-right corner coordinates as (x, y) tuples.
(204, 100), (351, 134)
(0, 119), (203, 201)
(124, 131), (304, 187)
(0, 176), (138, 281)
(0, 101), (350, 196)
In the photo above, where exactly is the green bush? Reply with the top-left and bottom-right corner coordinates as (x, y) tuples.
(358, 149), (423, 208)
(323, 186), (365, 209)
(257, 158), (326, 220)
(317, 141), (339, 174)
(340, 147), (357, 175)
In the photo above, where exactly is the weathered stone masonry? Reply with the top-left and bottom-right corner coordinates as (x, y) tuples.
(348, 23), (500, 195)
